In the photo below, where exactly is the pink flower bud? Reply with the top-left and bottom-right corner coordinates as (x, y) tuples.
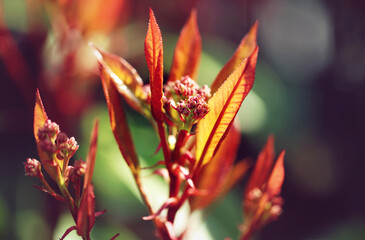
(24, 158), (41, 177)
(56, 132), (68, 145)
(39, 138), (57, 153)
(42, 120), (60, 139)
(74, 159), (87, 176)
(66, 137), (79, 153)
(197, 85), (211, 101)
(177, 101), (190, 116)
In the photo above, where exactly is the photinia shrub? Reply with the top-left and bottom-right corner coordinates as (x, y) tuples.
(25, 8), (285, 240)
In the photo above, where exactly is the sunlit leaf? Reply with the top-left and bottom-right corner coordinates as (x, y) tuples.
(76, 184), (95, 237)
(145, 8), (164, 123)
(190, 125), (241, 210)
(266, 150), (285, 198)
(144, 9), (171, 163)
(196, 47), (258, 167)
(168, 9), (201, 82)
(92, 44), (147, 115)
(98, 58), (140, 172)
(244, 135), (275, 196)
(211, 21), (258, 93)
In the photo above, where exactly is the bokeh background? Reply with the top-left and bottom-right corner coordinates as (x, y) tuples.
(1, 0), (365, 239)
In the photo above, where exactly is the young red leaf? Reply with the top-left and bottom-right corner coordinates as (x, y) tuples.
(211, 21), (258, 93)
(91, 44), (147, 115)
(245, 135), (275, 197)
(98, 52), (140, 172)
(196, 47), (259, 167)
(266, 150), (285, 198)
(145, 8), (164, 123)
(83, 120), (98, 191)
(76, 184), (95, 238)
(168, 9), (201, 82)
(34, 89), (48, 140)
(34, 90), (59, 180)
(144, 9), (171, 164)
(190, 125), (241, 210)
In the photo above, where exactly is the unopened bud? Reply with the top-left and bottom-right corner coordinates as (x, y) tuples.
(24, 158), (41, 177)
(66, 137), (78, 153)
(247, 187), (263, 201)
(270, 205), (282, 217)
(74, 159), (86, 176)
(42, 120), (60, 139)
(39, 138), (57, 153)
(177, 101), (190, 116)
(56, 132), (68, 145)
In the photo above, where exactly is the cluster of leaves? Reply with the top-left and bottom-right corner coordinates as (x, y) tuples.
(92, 8), (285, 240)
(25, 8), (285, 240)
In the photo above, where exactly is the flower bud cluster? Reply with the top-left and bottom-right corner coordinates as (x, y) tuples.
(164, 76), (211, 123)
(24, 158), (41, 177)
(245, 187), (283, 226)
(38, 120), (79, 158)
(67, 159), (87, 183)
(177, 95), (209, 120)
(165, 76), (211, 101)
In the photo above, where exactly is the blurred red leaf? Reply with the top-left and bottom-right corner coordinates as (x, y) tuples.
(168, 9), (201, 82)
(92, 45), (147, 114)
(83, 120), (98, 190)
(196, 47), (258, 167)
(97, 53), (139, 172)
(211, 21), (258, 93)
(266, 150), (285, 198)
(76, 184), (95, 238)
(245, 134), (275, 197)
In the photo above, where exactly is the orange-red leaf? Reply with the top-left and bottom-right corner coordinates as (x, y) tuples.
(92, 44), (147, 114)
(98, 57), (139, 172)
(168, 9), (201, 82)
(190, 125), (241, 210)
(34, 90), (60, 180)
(83, 120), (98, 191)
(245, 135), (275, 197)
(211, 21), (258, 93)
(34, 89), (48, 142)
(266, 150), (285, 198)
(145, 8), (164, 123)
(77, 184), (95, 237)
(196, 47), (258, 167)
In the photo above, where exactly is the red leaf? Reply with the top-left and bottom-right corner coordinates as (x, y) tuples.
(168, 9), (201, 82)
(196, 47), (258, 167)
(77, 184), (95, 237)
(211, 21), (258, 93)
(145, 8), (164, 123)
(34, 89), (48, 142)
(245, 135), (275, 197)
(266, 150), (285, 198)
(34, 90), (59, 181)
(97, 53), (140, 172)
(83, 121), (98, 191)
(144, 9), (171, 164)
